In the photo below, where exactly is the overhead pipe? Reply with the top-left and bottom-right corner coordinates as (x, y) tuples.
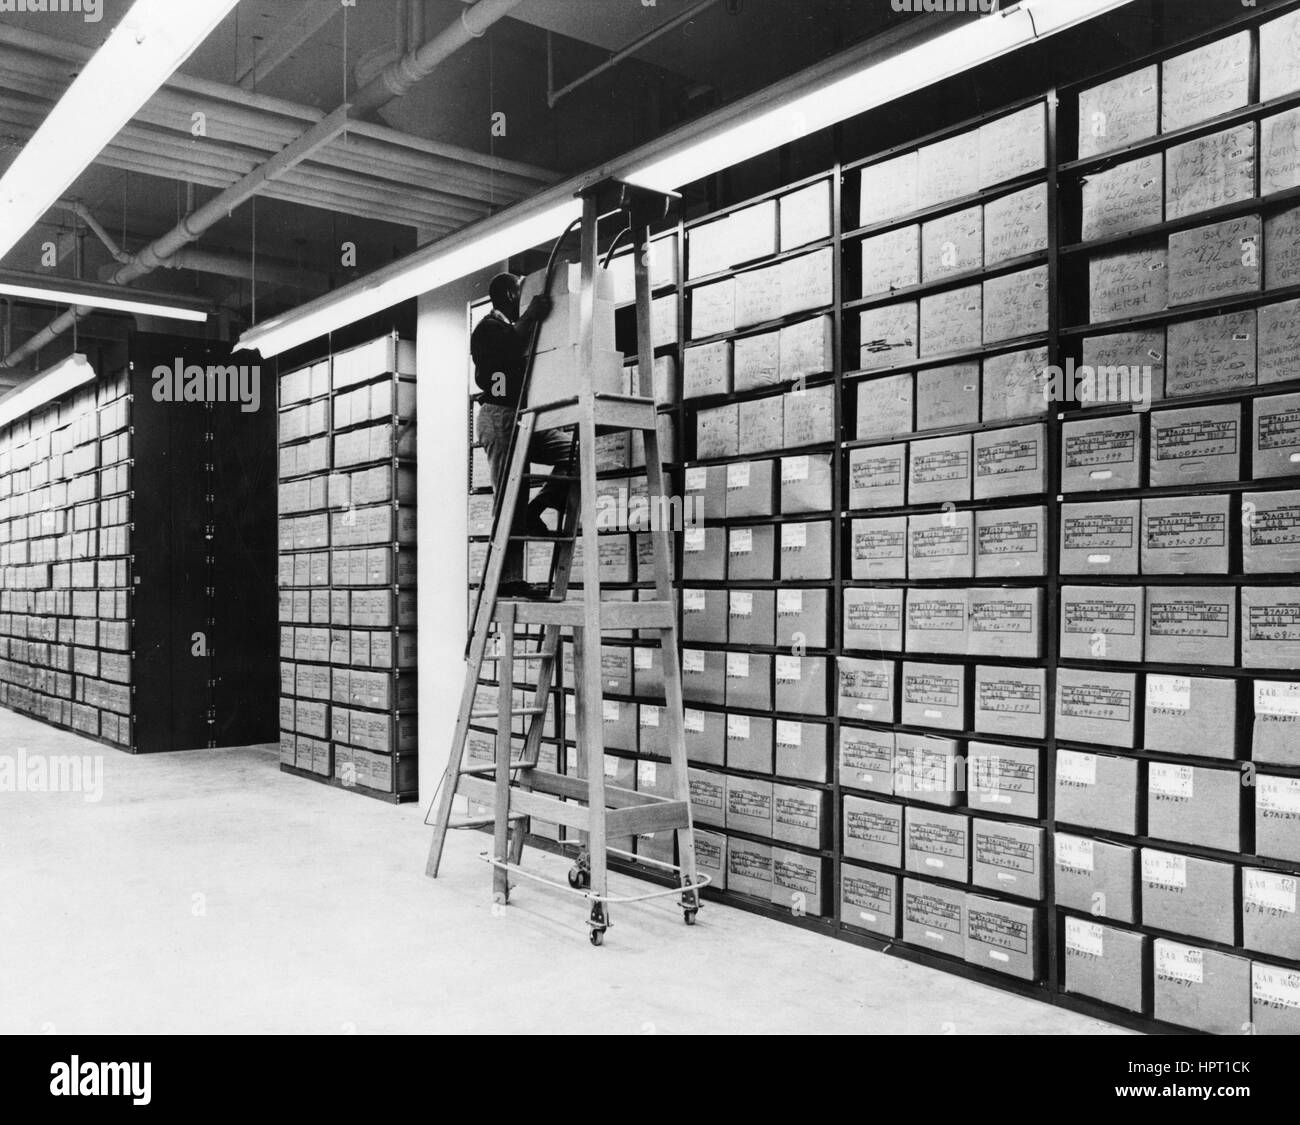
(2, 0), (527, 368)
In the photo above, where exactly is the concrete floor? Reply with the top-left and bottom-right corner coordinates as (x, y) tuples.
(0, 710), (1129, 1035)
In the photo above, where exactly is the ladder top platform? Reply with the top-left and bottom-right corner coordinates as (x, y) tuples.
(495, 598), (675, 629)
(525, 394), (659, 433)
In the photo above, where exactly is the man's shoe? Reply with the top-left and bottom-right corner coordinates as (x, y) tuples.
(498, 581), (554, 600)
(524, 512), (553, 537)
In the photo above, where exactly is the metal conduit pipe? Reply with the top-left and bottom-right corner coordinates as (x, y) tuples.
(1, 0), (528, 368)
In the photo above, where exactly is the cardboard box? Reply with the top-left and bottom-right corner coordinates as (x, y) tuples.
(1253, 393), (1300, 480)
(774, 654), (830, 716)
(726, 838), (772, 899)
(968, 740), (1042, 819)
(780, 452), (832, 514)
(1081, 153), (1163, 240)
(1055, 668), (1137, 748)
(723, 459), (774, 520)
(1145, 585), (1237, 666)
(1144, 674), (1236, 758)
(779, 248), (833, 319)
(917, 129), (980, 210)
(921, 208), (982, 282)
(1259, 298), (1300, 386)
(858, 302), (917, 372)
(850, 517), (907, 580)
(735, 262), (783, 329)
(967, 587), (1042, 659)
(916, 363), (979, 431)
(692, 829), (727, 893)
(1161, 31), (1250, 133)
(726, 588), (775, 647)
(984, 183), (1048, 266)
(1256, 774), (1300, 862)
(725, 712), (773, 773)
(1149, 403), (1242, 487)
(690, 278), (735, 338)
(981, 345), (1050, 424)
(1262, 6), (1300, 101)
(725, 774), (773, 836)
(1242, 867), (1300, 959)
(844, 794), (903, 868)
(843, 588), (904, 653)
(900, 661), (965, 732)
(1064, 918), (1147, 1012)
(727, 524), (776, 581)
(681, 526), (726, 582)
(780, 520), (832, 581)
(902, 878), (966, 958)
(681, 588), (728, 644)
(1061, 500), (1140, 575)
(1166, 310), (1256, 399)
(733, 329), (781, 394)
(1141, 495), (1230, 574)
(1089, 244), (1168, 323)
(1166, 124), (1256, 222)
(849, 444), (907, 509)
(1263, 105), (1300, 197)
(682, 340), (732, 400)
(859, 151), (917, 226)
(1077, 65), (1158, 159)
(980, 101), (1045, 185)
(782, 385), (834, 449)
(696, 404), (740, 459)
(1081, 328), (1166, 406)
(906, 510), (973, 580)
(838, 657), (896, 723)
(974, 423), (1046, 500)
(1153, 940), (1252, 1035)
(1055, 833), (1138, 923)
(893, 732), (962, 807)
(972, 665), (1046, 739)
(1168, 215), (1261, 307)
(1061, 414), (1143, 493)
(860, 225), (920, 297)
(855, 373), (913, 443)
(1242, 586), (1300, 669)
(1147, 762), (1242, 852)
(1055, 750), (1139, 834)
(724, 651), (772, 712)
(908, 433), (972, 504)
(839, 725), (895, 795)
(775, 719), (829, 782)
(738, 394), (785, 456)
(1141, 849), (1235, 944)
(974, 505), (1046, 579)
(1254, 680), (1300, 766)
(775, 587), (829, 651)
(965, 895), (1039, 980)
(772, 784), (827, 850)
(984, 266), (1048, 345)
(903, 588), (968, 656)
(771, 848), (827, 917)
(1244, 489), (1300, 574)
(1252, 962), (1300, 1035)
(781, 179), (832, 250)
(970, 817), (1044, 901)
(1060, 585), (1144, 663)
(684, 464), (726, 523)
(1265, 204), (1300, 290)
(681, 647), (725, 706)
(920, 285), (982, 357)
(841, 866), (898, 938)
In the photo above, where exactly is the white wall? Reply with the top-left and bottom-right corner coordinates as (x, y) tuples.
(415, 266), (498, 803)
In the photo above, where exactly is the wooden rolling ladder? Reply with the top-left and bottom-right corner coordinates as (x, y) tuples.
(425, 181), (708, 945)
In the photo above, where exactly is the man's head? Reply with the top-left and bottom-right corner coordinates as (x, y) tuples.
(489, 272), (522, 320)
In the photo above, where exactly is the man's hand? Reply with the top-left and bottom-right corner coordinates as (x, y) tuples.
(524, 294), (552, 324)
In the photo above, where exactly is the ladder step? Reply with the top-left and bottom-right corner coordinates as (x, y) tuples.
(449, 813), (528, 830)
(508, 534), (573, 542)
(525, 473), (577, 484)
(459, 761), (537, 776)
(501, 599), (676, 629)
(470, 706), (547, 720)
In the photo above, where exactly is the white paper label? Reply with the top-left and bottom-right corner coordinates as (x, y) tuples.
(1058, 751), (1097, 787)
(1056, 834), (1095, 873)
(730, 591), (754, 617)
(727, 714), (750, 739)
(1065, 917), (1105, 956)
(776, 655), (802, 682)
(1156, 942), (1204, 985)
(727, 652), (750, 678)
(1256, 681), (1300, 717)
(638, 761), (658, 786)
(1147, 674), (1191, 712)
(727, 462), (751, 489)
(776, 720), (802, 747)
(565, 694), (575, 716)
(683, 650), (706, 673)
(640, 706), (660, 728)
(685, 467), (707, 492)
(603, 700), (621, 722)
(604, 755), (619, 778)
(634, 647), (654, 670)
(684, 709), (706, 733)
(784, 522), (808, 549)
(684, 589), (707, 612)
(1245, 870), (1297, 914)
(782, 456), (810, 483)
(1150, 763), (1194, 800)
(1143, 850), (1188, 889)
(1253, 966), (1300, 1010)
(1259, 776), (1300, 816)
(730, 528), (753, 554)
(777, 589), (803, 615)
(684, 528), (706, 553)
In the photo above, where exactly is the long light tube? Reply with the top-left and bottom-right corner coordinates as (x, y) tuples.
(0, 276), (209, 323)
(0, 353), (96, 430)
(238, 0), (1137, 359)
(0, 0), (243, 262)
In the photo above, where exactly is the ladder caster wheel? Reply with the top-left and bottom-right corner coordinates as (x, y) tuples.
(568, 866), (590, 889)
(589, 927), (606, 947)
(493, 891), (508, 907)
(683, 909), (698, 926)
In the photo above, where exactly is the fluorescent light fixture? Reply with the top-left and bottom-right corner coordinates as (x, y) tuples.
(238, 0), (1136, 359)
(0, 353), (95, 430)
(0, 0), (242, 263)
(0, 273), (210, 323)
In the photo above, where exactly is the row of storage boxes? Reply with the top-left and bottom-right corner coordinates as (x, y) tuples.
(279, 594), (417, 649)
(0, 559), (128, 589)
(277, 548), (415, 589)
(279, 733), (415, 792)
(688, 181), (830, 280)
(278, 377), (415, 445)
(0, 462), (129, 517)
(280, 700), (417, 753)
(0, 668), (130, 713)
(1, 589), (130, 621)
(278, 632), (416, 682)
(693, 829), (829, 917)
(279, 337), (416, 407)
(696, 384), (834, 459)
(681, 522), (833, 581)
(278, 577), (420, 625)
(0, 398), (128, 467)
(0, 526), (130, 565)
(0, 641), (130, 681)
(475, 534), (658, 587)
(0, 433), (127, 495)
(0, 617), (130, 647)
(277, 668), (416, 715)
(278, 465), (415, 515)
(0, 497), (129, 541)
(277, 506), (416, 552)
(852, 508), (1045, 579)
(0, 685), (130, 744)
(683, 316), (833, 398)
(684, 455), (833, 517)
(689, 248), (833, 339)
(278, 421), (414, 474)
